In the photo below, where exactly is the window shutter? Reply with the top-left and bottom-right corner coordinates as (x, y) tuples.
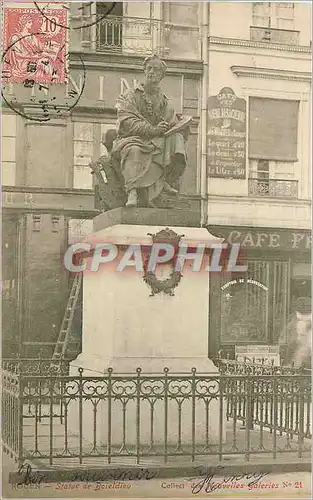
(249, 98), (299, 161)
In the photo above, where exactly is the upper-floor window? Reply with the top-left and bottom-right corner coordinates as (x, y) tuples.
(96, 2), (123, 50)
(252, 2), (295, 30)
(248, 98), (299, 198)
(249, 97), (299, 162)
(2, 114), (16, 186)
(73, 122), (94, 190)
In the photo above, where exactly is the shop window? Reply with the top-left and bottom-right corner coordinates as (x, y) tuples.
(220, 260), (270, 345)
(290, 263), (311, 313)
(272, 261), (290, 343)
(217, 259), (291, 352)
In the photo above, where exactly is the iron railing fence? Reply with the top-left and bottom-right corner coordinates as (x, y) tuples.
(95, 16), (166, 56)
(2, 357), (71, 376)
(2, 364), (311, 467)
(217, 356), (311, 439)
(216, 355), (311, 376)
(248, 178), (298, 198)
(2, 368), (21, 463)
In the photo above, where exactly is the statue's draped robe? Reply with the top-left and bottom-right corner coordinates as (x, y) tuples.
(111, 84), (188, 203)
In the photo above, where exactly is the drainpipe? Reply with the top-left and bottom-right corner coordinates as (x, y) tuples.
(200, 3), (209, 227)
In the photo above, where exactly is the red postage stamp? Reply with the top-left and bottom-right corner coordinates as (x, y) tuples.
(3, 7), (67, 84)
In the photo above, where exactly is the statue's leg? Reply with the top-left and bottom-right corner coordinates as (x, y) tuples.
(125, 189), (138, 207)
(163, 182), (178, 195)
(165, 152), (186, 187)
(137, 188), (158, 208)
(137, 188), (148, 207)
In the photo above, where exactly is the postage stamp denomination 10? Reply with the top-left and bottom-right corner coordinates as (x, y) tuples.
(3, 7), (67, 84)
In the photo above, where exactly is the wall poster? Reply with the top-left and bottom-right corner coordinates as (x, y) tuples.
(207, 87), (246, 179)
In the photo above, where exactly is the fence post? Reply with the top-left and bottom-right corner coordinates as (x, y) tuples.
(136, 367), (142, 465)
(17, 371), (24, 469)
(219, 373), (224, 462)
(244, 376), (252, 461)
(163, 367), (169, 464)
(298, 376), (305, 458)
(107, 367), (113, 464)
(191, 367), (196, 462)
(246, 374), (254, 431)
(78, 367), (83, 465)
(272, 377), (278, 460)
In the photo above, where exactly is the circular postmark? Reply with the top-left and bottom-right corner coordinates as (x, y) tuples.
(2, 32), (86, 122)
(33, 2), (117, 31)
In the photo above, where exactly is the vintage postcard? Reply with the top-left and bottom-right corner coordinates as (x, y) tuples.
(1, 1), (312, 499)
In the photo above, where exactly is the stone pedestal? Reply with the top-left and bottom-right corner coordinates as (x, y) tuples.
(69, 209), (226, 450)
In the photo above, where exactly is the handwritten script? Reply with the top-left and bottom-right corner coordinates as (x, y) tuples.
(190, 466), (269, 494)
(15, 463), (157, 486)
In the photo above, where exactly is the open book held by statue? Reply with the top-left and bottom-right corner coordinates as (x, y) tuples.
(89, 55), (192, 211)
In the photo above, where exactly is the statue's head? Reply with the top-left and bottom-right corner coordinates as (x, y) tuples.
(142, 55), (167, 85)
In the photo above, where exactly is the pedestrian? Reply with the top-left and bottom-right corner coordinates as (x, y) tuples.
(281, 297), (311, 369)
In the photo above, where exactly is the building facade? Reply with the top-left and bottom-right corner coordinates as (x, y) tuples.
(205, 2), (312, 358)
(2, 2), (312, 359)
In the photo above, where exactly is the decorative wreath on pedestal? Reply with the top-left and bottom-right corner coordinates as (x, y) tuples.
(143, 228), (184, 297)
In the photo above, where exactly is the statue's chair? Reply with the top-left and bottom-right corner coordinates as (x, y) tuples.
(90, 130), (127, 211)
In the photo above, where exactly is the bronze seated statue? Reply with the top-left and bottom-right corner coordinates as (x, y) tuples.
(89, 55), (191, 212)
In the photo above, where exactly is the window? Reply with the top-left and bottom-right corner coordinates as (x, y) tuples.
(220, 261), (270, 345)
(218, 259), (291, 348)
(73, 123), (94, 189)
(2, 216), (18, 354)
(257, 159), (269, 180)
(2, 114), (16, 186)
(276, 2), (295, 30)
(252, 2), (271, 27)
(163, 2), (199, 25)
(252, 2), (295, 29)
(255, 159), (270, 194)
(290, 263), (311, 313)
(96, 2), (123, 50)
(68, 219), (93, 245)
(249, 98), (299, 162)
(249, 159), (298, 198)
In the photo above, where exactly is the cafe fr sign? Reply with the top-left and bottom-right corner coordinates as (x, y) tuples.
(210, 226), (312, 251)
(207, 87), (246, 179)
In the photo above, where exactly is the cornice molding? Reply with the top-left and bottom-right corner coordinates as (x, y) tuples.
(209, 36), (311, 54)
(231, 66), (312, 82)
(69, 51), (203, 76)
(208, 194), (312, 207)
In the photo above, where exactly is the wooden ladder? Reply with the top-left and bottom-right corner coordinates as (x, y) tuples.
(50, 273), (82, 369)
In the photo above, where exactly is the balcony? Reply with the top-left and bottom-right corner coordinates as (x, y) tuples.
(250, 26), (300, 46)
(95, 16), (166, 56)
(248, 178), (298, 199)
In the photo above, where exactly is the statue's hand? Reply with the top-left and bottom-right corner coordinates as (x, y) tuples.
(90, 160), (103, 175)
(153, 121), (169, 136)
